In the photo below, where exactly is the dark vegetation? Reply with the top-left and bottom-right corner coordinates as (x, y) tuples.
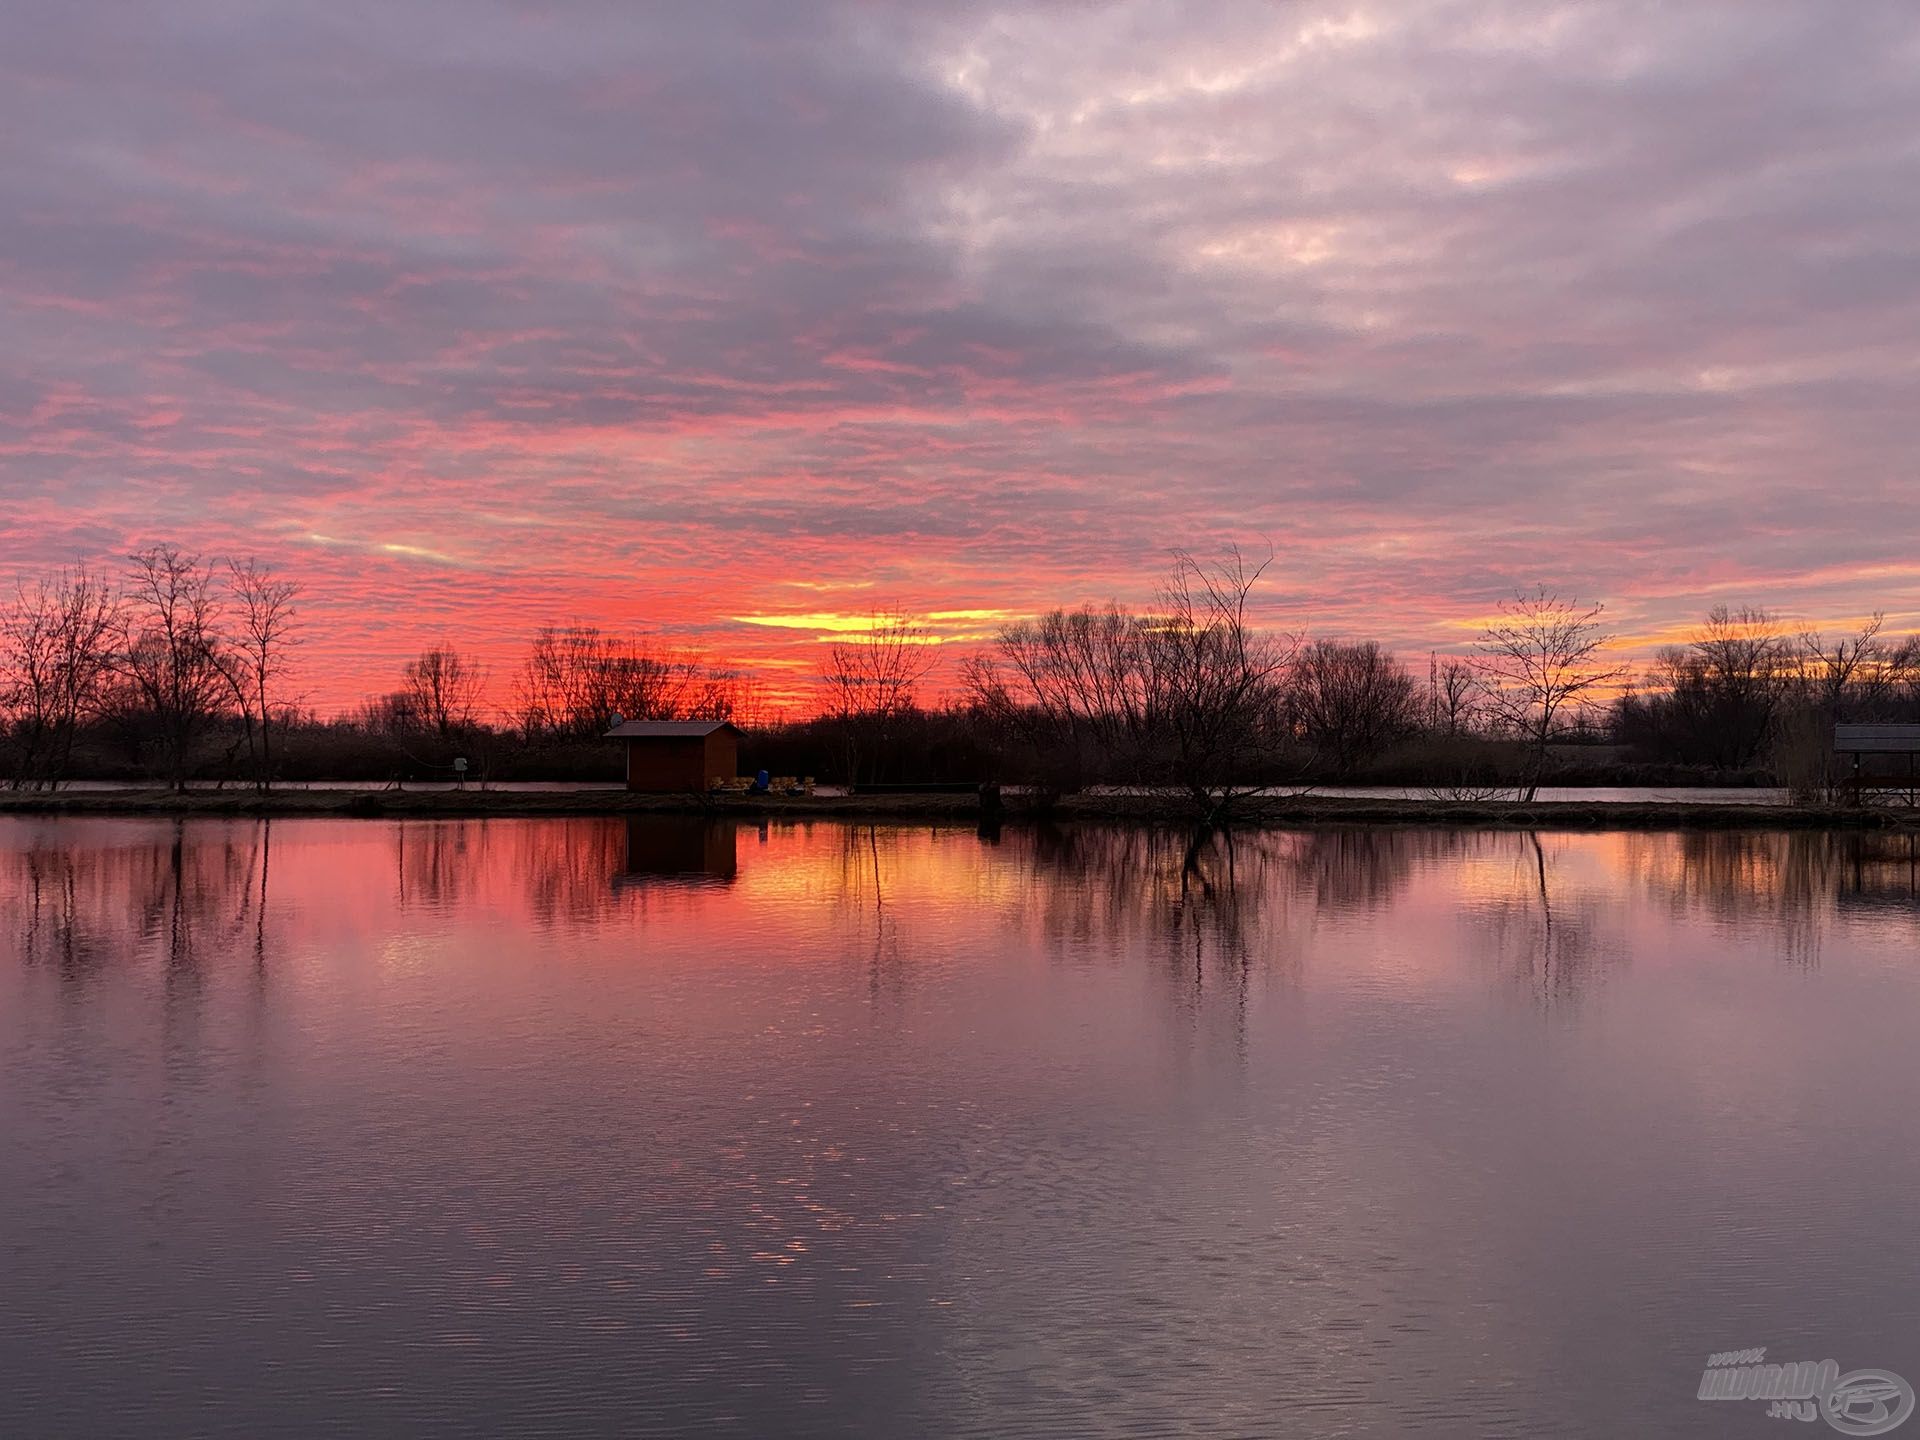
(2, 784), (1913, 832)
(5, 546), (1917, 816)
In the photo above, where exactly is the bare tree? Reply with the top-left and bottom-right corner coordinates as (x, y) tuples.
(403, 647), (487, 738)
(1613, 606), (1795, 771)
(225, 559), (300, 790)
(1797, 613), (1891, 713)
(1289, 640), (1418, 775)
(1141, 549), (1296, 813)
(1689, 605), (1794, 763)
(1, 567), (122, 789)
(683, 666), (755, 723)
(517, 625), (595, 736)
(1426, 654), (1482, 736)
(820, 610), (936, 721)
(1692, 605), (1793, 689)
(516, 624), (722, 737)
(115, 546), (232, 790)
(1771, 613), (1910, 802)
(1474, 588), (1624, 800)
(820, 610), (938, 784)
(967, 549), (1294, 816)
(356, 690), (422, 736)
(963, 603), (1146, 787)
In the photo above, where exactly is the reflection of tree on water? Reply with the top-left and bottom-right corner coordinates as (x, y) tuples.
(1023, 826), (1454, 1010)
(1280, 826), (1614, 1013)
(12, 840), (111, 980)
(1017, 826), (1253, 1063)
(1518, 832), (1608, 1013)
(1625, 831), (1834, 921)
(1288, 828), (1625, 1025)
(253, 817), (271, 969)
(1617, 830), (1920, 968)
(4, 818), (280, 981)
(1280, 827), (1450, 914)
(1025, 824), (1465, 944)
(1020, 825), (1920, 992)
(1000, 826), (1486, 1067)
(14, 817), (1913, 1010)
(1028, 825), (1240, 958)
(393, 819), (494, 911)
(823, 823), (907, 1008)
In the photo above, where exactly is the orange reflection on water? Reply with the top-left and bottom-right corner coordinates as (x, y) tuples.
(4, 818), (1919, 998)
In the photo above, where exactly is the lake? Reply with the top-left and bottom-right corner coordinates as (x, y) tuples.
(3, 816), (1917, 1438)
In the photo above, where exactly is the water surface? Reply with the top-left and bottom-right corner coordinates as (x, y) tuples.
(3, 817), (1917, 1437)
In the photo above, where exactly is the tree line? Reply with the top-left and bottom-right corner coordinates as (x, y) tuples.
(1, 546), (297, 791)
(4, 544), (1916, 801)
(353, 625), (758, 743)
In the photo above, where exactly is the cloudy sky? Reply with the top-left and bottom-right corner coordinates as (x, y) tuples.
(4, 0), (1917, 712)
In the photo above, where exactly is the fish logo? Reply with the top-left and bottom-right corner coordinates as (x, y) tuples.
(1822, 1370), (1916, 1436)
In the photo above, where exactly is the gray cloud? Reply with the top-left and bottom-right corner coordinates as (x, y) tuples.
(2, 0), (1918, 701)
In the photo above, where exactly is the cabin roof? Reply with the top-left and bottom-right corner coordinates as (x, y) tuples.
(604, 719), (742, 740)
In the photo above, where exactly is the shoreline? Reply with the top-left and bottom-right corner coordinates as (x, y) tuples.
(0, 787), (1914, 830)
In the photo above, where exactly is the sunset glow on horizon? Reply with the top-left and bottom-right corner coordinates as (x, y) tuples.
(5, 2), (1918, 717)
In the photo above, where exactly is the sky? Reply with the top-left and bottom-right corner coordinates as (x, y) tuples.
(4, 0), (1918, 716)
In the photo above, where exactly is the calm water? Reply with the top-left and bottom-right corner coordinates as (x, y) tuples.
(55, 781), (1792, 803)
(1277, 785), (1792, 804)
(3, 817), (1918, 1438)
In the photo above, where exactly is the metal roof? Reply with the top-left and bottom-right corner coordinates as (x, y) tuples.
(604, 719), (741, 739)
(1834, 724), (1920, 753)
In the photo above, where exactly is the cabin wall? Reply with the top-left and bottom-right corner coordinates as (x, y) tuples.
(620, 731), (741, 792)
(704, 731), (739, 786)
(625, 738), (708, 793)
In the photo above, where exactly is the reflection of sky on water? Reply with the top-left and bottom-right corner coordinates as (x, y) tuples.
(1, 818), (1918, 1438)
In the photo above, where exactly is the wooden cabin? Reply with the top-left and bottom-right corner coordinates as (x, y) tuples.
(605, 719), (742, 793)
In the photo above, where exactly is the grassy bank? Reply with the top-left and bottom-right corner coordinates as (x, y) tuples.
(0, 787), (1914, 830)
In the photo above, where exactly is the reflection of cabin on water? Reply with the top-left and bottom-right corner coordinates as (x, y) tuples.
(1835, 724), (1920, 804)
(605, 720), (742, 793)
(613, 818), (738, 888)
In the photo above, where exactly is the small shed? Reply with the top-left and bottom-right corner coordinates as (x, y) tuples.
(605, 719), (742, 793)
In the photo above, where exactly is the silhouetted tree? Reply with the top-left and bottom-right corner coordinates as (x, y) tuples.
(516, 624), (738, 738)
(403, 647), (487, 738)
(1767, 614), (1920, 801)
(1614, 607), (1793, 770)
(1425, 653), (1483, 736)
(1794, 613), (1919, 719)
(968, 549), (1294, 815)
(1289, 640), (1418, 774)
(1, 566), (122, 789)
(1475, 588), (1624, 800)
(820, 610), (938, 784)
(963, 603), (1144, 790)
(225, 558), (300, 790)
(114, 546), (231, 789)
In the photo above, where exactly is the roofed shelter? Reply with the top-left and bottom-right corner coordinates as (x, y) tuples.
(605, 720), (742, 793)
(1834, 724), (1920, 804)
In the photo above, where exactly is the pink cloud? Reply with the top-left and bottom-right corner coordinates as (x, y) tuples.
(2, 1), (1917, 714)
